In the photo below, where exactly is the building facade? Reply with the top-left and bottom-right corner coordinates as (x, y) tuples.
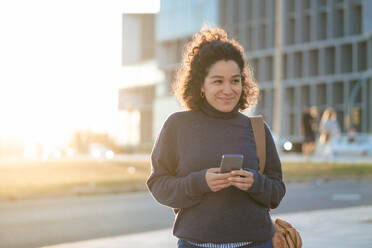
(153, 0), (220, 136)
(119, 14), (162, 151)
(154, 0), (372, 143)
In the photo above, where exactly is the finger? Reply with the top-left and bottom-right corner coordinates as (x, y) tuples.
(210, 179), (230, 186)
(210, 178), (230, 184)
(211, 182), (230, 192)
(214, 182), (231, 191)
(231, 182), (252, 190)
(207, 168), (221, 173)
(210, 173), (232, 180)
(231, 169), (253, 177)
(228, 176), (251, 183)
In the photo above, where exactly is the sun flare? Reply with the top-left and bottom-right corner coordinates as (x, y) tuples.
(0, 0), (159, 152)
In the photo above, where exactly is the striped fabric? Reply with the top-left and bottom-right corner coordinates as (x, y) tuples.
(186, 240), (252, 248)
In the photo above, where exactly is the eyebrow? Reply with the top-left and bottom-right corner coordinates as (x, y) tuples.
(209, 74), (241, 79)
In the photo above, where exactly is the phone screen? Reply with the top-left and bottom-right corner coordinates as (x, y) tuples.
(219, 154), (244, 173)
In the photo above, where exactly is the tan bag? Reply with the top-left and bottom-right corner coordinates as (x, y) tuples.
(250, 116), (302, 248)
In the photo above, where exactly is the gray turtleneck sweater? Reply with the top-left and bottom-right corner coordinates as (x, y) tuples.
(146, 101), (285, 244)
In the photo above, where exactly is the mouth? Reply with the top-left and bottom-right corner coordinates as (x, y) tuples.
(217, 97), (235, 102)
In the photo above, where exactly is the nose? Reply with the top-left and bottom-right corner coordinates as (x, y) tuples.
(222, 82), (233, 94)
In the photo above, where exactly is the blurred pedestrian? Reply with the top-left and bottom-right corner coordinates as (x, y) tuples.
(318, 108), (340, 158)
(301, 106), (318, 157)
(147, 26), (285, 248)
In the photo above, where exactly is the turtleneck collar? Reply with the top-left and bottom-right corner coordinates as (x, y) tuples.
(199, 99), (239, 119)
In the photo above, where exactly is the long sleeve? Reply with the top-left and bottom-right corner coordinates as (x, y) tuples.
(146, 111), (282, 243)
(146, 116), (211, 209)
(245, 123), (286, 209)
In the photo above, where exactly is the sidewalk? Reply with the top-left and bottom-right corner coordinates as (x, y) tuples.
(113, 153), (372, 164)
(279, 153), (372, 164)
(43, 205), (372, 248)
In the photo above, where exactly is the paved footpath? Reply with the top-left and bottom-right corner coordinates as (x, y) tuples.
(43, 205), (372, 248)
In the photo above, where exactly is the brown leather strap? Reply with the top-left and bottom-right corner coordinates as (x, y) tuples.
(250, 116), (266, 174)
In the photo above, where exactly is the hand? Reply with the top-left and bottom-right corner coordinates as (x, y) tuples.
(228, 169), (254, 191)
(205, 168), (231, 192)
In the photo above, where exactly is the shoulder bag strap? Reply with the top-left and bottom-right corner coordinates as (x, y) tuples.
(250, 116), (266, 174)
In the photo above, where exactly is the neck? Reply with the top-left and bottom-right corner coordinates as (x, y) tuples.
(199, 99), (239, 119)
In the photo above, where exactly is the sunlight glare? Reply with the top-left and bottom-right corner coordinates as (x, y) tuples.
(0, 0), (158, 148)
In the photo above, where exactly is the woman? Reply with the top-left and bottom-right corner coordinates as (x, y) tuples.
(147, 27), (285, 248)
(318, 108), (340, 158)
(301, 106), (318, 156)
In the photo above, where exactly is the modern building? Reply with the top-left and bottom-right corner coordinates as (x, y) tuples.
(119, 14), (163, 151)
(121, 0), (372, 151)
(153, 0), (221, 135)
(154, 0), (372, 144)
(226, 0), (372, 142)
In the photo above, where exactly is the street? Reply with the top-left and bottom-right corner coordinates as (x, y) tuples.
(1, 179), (372, 248)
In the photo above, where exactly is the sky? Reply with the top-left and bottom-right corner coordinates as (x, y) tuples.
(0, 0), (159, 145)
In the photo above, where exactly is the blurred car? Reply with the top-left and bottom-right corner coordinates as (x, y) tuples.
(88, 143), (115, 159)
(271, 132), (304, 153)
(271, 132), (295, 153)
(331, 133), (372, 156)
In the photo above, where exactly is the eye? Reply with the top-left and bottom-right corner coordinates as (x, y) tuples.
(232, 79), (241, 84)
(213, 80), (223, 84)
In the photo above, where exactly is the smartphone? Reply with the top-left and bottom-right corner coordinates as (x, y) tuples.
(219, 154), (244, 173)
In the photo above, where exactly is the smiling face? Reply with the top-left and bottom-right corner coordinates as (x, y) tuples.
(201, 60), (242, 112)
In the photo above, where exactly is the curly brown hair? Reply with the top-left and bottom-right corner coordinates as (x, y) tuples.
(173, 26), (259, 111)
